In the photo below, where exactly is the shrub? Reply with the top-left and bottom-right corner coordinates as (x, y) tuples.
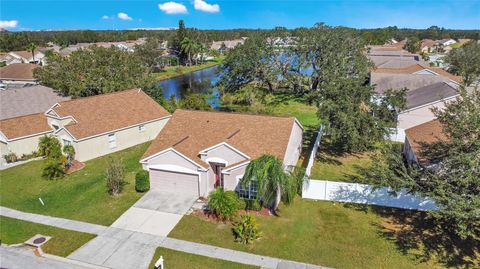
(63, 145), (75, 169)
(3, 153), (18, 163)
(237, 198), (262, 211)
(106, 158), (125, 196)
(232, 214), (262, 244)
(42, 159), (65, 179)
(207, 189), (240, 221)
(38, 136), (63, 159)
(135, 170), (150, 192)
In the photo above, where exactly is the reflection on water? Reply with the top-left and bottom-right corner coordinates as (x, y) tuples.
(157, 66), (221, 106)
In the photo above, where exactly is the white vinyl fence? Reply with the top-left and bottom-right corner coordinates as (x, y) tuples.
(302, 179), (437, 211)
(305, 125), (325, 177)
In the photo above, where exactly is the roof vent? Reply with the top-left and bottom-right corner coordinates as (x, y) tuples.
(25, 234), (52, 247)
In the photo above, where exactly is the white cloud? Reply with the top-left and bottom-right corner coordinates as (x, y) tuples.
(117, 12), (133, 21)
(158, 2), (188, 14)
(0, 20), (18, 28)
(193, 0), (219, 13)
(101, 15), (111, 20)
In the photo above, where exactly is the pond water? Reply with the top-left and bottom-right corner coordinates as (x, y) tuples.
(157, 65), (222, 107)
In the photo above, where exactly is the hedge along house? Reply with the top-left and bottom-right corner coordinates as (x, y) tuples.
(140, 109), (304, 199)
(43, 89), (171, 162)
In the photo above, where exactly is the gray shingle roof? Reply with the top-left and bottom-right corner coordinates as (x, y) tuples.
(370, 73), (451, 94)
(0, 85), (70, 120)
(405, 82), (458, 109)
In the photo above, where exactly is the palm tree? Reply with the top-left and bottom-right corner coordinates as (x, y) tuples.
(241, 155), (304, 213)
(26, 42), (37, 63)
(181, 37), (195, 66)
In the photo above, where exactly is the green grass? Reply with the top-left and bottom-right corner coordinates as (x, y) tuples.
(148, 247), (259, 269)
(154, 57), (225, 81)
(0, 216), (96, 257)
(0, 143), (149, 226)
(169, 199), (445, 269)
(269, 100), (319, 128)
(309, 151), (373, 182)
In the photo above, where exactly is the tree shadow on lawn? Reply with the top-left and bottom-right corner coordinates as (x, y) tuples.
(343, 203), (480, 268)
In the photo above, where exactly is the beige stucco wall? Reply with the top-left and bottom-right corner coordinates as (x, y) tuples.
(1, 133), (50, 158)
(200, 144), (248, 165)
(222, 165), (247, 192)
(146, 149), (200, 171)
(69, 118), (168, 162)
(282, 121), (303, 168)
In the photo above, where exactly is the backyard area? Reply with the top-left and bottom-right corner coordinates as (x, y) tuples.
(0, 143), (149, 226)
(148, 247), (258, 269)
(169, 199), (445, 269)
(0, 216), (96, 257)
(308, 150), (373, 182)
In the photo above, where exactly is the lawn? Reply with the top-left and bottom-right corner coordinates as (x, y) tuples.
(148, 247), (259, 269)
(154, 57), (225, 81)
(169, 199), (445, 269)
(309, 151), (373, 182)
(269, 100), (319, 129)
(0, 143), (149, 226)
(0, 216), (96, 257)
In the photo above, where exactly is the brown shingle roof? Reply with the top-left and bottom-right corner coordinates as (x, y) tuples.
(0, 113), (52, 140)
(142, 109), (299, 168)
(405, 119), (448, 164)
(10, 50), (33, 59)
(51, 89), (170, 140)
(372, 64), (462, 83)
(0, 63), (38, 80)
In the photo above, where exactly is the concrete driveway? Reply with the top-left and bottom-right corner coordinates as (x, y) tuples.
(111, 190), (197, 236)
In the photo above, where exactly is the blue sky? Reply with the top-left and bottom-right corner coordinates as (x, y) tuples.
(1, 0), (479, 31)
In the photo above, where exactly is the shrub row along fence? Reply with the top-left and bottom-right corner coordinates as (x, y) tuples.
(302, 179), (437, 211)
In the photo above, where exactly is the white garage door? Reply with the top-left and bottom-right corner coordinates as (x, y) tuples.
(149, 169), (199, 196)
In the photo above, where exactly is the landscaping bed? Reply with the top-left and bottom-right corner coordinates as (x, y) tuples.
(0, 216), (96, 257)
(149, 247), (258, 269)
(0, 143), (149, 226)
(169, 199), (445, 269)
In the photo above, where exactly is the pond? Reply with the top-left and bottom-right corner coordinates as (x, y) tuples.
(157, 65), (222, 107)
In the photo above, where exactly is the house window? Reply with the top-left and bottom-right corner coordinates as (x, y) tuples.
(108, 133), (116, 149)
(237, 176), (258, 200)
(138, 125), (145, 132)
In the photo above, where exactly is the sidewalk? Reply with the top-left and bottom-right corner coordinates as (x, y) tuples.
(1, 206), (330, 269)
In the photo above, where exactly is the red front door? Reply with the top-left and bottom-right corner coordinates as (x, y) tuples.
(212, 163), (225, 188)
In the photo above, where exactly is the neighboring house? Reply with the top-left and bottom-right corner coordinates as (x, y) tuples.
(140, 109), (304, 198)
(0, 85), (70, 120)
(0, 53), (19, 66)
(372, 63), (462, 84)
(46, 89), (171, 162)
(420, 39), (437, 53)
(8, 50), (45, 65)
(0, 89), (170, 163)
(0, 113), (53, 162)
(0, 63), (39, 86)
(397, 82), (459, 130)
(210, 39), (246, 52)
(404, 119), (447, 165)
(370, 73), (454, 94)
(437, 39), (456, 46)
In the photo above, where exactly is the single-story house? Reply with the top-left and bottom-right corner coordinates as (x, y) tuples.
(210, 38), (246, 52)
(372, 63), (462, 84)
(420, 39), (437, 53)
(397, 82), (458, 130)
(0, 113), (53, 162)
(140, 109), (304, 198)
(0, 85), (70, 120)
(0, 89), (170, 163)
(404, 119), (447, 165)
(46, 89), (171, 161)
(370, 73), (454, 94)
(0, 63), (39, 86)
(437, 39), (456, 47)
(8, 50), (45, 65)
